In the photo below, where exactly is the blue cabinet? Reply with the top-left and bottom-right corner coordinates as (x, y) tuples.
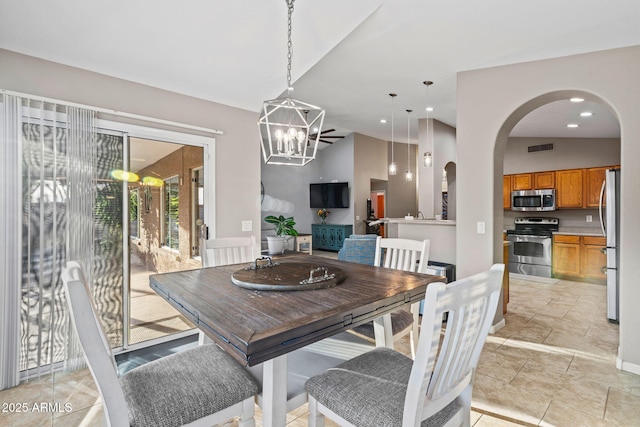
(311, 224), (353, 251)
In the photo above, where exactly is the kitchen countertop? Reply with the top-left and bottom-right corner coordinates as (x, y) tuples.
(503, 227), (604, 237)
(384, 218), (456, 226)
(554, 227), (604, 237)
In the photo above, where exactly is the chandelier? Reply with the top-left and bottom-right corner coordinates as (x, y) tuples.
(258, 0), (325, 166)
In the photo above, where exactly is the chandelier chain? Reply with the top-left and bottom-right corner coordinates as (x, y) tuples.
(286, 0), (295, 89)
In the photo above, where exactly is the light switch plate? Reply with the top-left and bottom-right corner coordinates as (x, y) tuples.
(242, 220), (252, 232)
(586, 215), (593, 223)
(477, 221), (486, 234)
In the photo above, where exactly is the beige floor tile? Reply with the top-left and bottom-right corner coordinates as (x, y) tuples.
(604, 387), (640, 425)
(0, 409), (52, 427)
(52, 404), (104, 427)
(473, 373), (550, 425)
(474, 413), (529, 426)
(495, 339), (575, 372)
(476, 350), (527, 383)
(541, 400), (609, 427)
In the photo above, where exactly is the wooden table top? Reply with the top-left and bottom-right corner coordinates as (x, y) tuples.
(149, 255), (445, 366)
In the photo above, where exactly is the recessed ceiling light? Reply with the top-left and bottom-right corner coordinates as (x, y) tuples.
(570, 97), (584, 103)
(580, 111), (594, 117)
(380, 119), (387, 124)
(425, 106), (434, 112)
(567, 123), (579, 128)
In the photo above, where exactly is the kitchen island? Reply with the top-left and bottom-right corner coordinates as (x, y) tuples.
(378, 218), (456, 265)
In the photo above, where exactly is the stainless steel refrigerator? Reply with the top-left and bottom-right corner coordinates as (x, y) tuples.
(599, 168), (620, 322)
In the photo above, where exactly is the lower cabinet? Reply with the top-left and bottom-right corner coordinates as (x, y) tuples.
(552, 234), (606, 283)
(311, 224), (353, 251)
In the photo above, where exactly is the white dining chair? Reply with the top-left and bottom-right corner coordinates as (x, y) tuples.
(62, 261), (259, 427)
(200, 234), (258, 267)
(349, 236), (430, 358)
(198, 231), (258, 344)
(305, 264), (504, 427)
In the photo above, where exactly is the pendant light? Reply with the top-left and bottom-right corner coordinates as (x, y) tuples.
(405, 109), (413, 182)
(388, 93), (397, 175)
(258, 0), (325, 166)
(423, 81), (433, 167)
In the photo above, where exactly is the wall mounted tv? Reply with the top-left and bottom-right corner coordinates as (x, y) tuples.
(310, 182), (350, 208)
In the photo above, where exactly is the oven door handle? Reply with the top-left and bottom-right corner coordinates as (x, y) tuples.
(508, 234), (550, 242)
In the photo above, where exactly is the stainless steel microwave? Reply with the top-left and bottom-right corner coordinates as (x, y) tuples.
(511, 189), (556, 211)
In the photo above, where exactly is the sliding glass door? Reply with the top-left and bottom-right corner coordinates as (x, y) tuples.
(12, 110), (213, 384)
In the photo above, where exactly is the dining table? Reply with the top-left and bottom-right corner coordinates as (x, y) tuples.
(149, 254), (445, 427)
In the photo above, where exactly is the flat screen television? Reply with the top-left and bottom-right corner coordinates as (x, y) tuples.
(310, 182), (350, 208)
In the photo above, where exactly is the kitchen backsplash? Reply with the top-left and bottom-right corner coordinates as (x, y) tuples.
(504, 209), (602, 231)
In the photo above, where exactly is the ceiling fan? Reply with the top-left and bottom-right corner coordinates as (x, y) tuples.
(309, 128), (345, 144)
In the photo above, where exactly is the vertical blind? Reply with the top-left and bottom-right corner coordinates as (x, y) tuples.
(1, 94), (22, 389)
(1, 94), (125, 388)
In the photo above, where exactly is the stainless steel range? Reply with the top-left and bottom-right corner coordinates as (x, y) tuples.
(506, 217), (558, 277)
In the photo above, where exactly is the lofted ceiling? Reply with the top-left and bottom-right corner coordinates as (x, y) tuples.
(2, 0), (638, 144)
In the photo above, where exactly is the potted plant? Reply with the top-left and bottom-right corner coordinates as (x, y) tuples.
(264, 215), (299, 254)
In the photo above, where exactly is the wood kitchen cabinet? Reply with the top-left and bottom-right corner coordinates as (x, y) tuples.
(556, 169), (584, 208)
(553, 234), (581, 277)
(553, 234), (606, 283)
(584, 167), (608, 208)
(512, 173), (533, 191)
(581, 236), (607, 281)
(534, 171), (555, 189)
(503, 175), (512, 209)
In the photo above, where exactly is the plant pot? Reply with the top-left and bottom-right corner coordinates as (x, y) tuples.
(267, 236), (285, 254)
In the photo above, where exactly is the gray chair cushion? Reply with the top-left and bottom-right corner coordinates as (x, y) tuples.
(120, 344), (258, 427)
(305, 347), (460, 427)
(350, 309), (414, 341)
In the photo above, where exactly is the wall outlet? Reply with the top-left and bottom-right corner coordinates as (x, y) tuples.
(356, 215), (360, 220)
(586, 215), (593, 223)
(242, 220), (252, 231)
(477, 221), (486, 234)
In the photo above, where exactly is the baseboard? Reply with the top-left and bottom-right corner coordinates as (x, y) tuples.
(509, 273), (559, 284)
(489, 319), (505, 334)
(616, 356), (640, 375)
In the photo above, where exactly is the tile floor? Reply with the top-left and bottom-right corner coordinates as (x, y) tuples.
(2, 274), (639, 426)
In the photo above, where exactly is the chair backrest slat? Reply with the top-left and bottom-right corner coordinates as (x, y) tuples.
(374, 237), (430, 273)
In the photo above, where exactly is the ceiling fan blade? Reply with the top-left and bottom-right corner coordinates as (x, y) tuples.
(319, 139), (334, 144)
(316, 135), (344, 139)
(319, 128), (336, 134)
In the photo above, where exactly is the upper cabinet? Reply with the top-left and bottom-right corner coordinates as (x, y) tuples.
(503, 175), (512, 209)
(534, 171), (555, 189)
(510, 171), (555, 191)
(504, 166), (618, 209)
(511, 173), (532, 191)
(556, 169), (584, 208)
(584, 167), (609, 208)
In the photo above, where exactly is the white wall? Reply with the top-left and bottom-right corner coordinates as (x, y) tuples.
(457, 45), (640, 373)
(0, 48), (261, 240)
(386, 141), (418, 219)
(504, 137), (620, 174)
(418, 118), (456, 218)
(354, 133), (388, 234)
